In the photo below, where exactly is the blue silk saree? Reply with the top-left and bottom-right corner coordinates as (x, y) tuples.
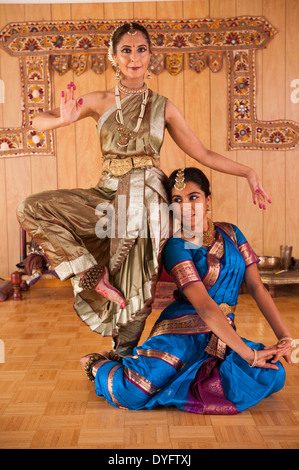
(93, 223), (285, 414)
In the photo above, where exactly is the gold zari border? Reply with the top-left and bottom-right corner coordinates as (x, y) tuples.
(149, 304), (236, 361)
(149, 314), (211, 338)
(202, 232), (224, 289)
(135, 348), (185, 371)
(107, 364), (126, 408)
(170, 259), (201, 291)
(238, 241), (260, 267)
(124, 366), (160, 396)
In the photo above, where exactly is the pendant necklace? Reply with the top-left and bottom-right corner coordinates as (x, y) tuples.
(115, 83), (149, 147)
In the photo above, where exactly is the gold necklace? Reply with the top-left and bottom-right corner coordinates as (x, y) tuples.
(118, 81), (148, 95)
(181, 218), (215, 246)
(115, 84), (149, 147)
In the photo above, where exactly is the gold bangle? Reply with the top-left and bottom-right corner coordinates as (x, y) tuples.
(249, 349), (258, 368)
(278, 337), (295, 347)
(278, 337), (293, 343)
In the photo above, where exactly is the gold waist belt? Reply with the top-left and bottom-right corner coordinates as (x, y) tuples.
(219, 303), (236, 315)
(102, 155), (159, 177)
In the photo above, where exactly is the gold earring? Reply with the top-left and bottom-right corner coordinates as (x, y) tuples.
(146, 67), (152, 79)
(115, 66), (120, 80)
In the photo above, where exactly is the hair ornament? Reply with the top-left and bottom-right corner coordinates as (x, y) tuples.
(107, 23), (122, 69)
(128, 22), (137, 35)
(174, 168), (186, 191)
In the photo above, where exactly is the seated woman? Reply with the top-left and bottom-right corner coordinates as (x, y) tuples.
(80, 168), (293, 414)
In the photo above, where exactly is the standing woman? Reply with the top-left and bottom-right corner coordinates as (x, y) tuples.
(17, 22), (270, 358)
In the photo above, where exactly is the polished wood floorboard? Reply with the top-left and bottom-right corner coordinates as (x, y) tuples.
(0, 284), (298, 449)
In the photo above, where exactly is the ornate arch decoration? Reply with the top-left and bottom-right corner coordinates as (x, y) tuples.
(0, 16), (298, 157)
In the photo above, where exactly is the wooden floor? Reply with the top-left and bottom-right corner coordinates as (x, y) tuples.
(0, 283), (299, 450)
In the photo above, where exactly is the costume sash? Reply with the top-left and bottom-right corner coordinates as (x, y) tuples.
(109, 167), (169, 276)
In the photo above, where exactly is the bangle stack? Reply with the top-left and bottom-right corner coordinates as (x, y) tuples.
(249, 349), (258, 368)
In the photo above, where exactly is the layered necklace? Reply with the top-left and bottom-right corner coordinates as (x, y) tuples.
(115, 82), (149, 147)
(182, 218), (216, 247)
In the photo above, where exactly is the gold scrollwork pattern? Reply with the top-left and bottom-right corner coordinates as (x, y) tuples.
(238, 241), (260, 267)
(170, 260), (201, 291)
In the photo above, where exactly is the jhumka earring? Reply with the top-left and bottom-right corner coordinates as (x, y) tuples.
(174, 168), (186, 191)
(146, 67), (152, 79)
(115, 66), (120, 80)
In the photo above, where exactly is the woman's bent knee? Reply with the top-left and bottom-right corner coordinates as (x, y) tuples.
(16, 196), (32, 224)
(16, 191), (54, 224)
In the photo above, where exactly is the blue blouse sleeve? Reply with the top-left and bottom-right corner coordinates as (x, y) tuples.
(162, 237), (202, 291)
(162, 238), (193, 273)
(231, 224), (247, 245)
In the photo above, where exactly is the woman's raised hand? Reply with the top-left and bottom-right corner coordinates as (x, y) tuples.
(246, 169), (272, 210)
(60, 82), (83, 126)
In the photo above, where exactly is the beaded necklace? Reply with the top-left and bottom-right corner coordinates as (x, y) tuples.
(115, 83), (149, 147)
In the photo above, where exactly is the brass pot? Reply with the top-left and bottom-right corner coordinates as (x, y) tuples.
(258, 256), (281, 270)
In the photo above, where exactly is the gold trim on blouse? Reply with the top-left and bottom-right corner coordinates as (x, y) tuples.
(214, 222), (237, 244)
(170, 259), (201, 291)
(238, 241), (260, 267)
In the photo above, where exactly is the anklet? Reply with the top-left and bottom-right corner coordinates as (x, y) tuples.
(79, 265), (105, 290)
(84, 353), (108, 381)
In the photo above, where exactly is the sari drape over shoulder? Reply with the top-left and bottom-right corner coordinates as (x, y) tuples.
(93, 224), (285, 414)
(17, 90), (169, 356)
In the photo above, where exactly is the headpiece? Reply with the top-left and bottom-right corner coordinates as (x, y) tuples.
(174, 168), (186, 191)
(128, 23), (137, 35)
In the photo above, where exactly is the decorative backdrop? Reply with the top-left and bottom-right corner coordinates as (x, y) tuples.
(0, 16), (298, 157)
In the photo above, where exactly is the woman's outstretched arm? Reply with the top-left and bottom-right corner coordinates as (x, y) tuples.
(165, 100), (271, 209)
(244, 263), (293, 364)
(183, 280), (287, 369)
